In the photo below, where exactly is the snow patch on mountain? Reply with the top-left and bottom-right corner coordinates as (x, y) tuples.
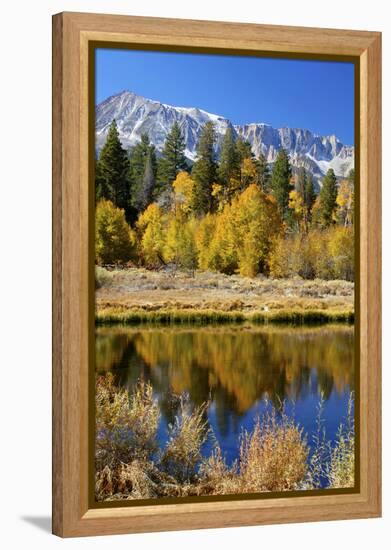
(96, 90), (354, 181)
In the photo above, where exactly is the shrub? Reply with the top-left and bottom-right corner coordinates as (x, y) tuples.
(95, 377), (355, 501)
(162, 398), (209, 482)
(95, 266), (114, 289)
(238, 407), (308, 492)
(303, 392), (355, 490)
(326, 393), (355, 487)
(95, 374), (159, 470)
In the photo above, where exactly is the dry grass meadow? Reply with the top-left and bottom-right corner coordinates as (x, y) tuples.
(95, 266), (354, 325)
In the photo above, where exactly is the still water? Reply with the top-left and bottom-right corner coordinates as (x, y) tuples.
(96, 324), (355, 464)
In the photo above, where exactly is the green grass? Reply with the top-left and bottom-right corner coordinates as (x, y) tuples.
(95, 307), (354, 326)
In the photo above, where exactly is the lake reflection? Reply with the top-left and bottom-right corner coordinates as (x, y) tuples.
(95, 325), (354, 464)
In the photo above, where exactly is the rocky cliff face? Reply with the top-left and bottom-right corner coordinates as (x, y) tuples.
(96, 90), (354, 181)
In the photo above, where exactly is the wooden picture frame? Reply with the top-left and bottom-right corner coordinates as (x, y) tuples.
(52, 11), (381, 537)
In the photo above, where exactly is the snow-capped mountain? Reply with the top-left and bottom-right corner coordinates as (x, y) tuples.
(236, 124), (354, 180)
(96, 90), (354, 180)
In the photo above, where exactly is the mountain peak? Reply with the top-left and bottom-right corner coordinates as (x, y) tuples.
(96, 91), (354, 179)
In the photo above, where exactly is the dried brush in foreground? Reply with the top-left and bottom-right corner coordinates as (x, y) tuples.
(238, 406), (309, 492)
(95, 376), (355, 501)
(302, 391), (355, 490)
(162, 397), (210, 483)
(326, 392), (355, 488)
(95, 374), (159, 469)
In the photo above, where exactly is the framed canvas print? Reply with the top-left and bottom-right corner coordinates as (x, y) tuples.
(52, 12), (381, 537)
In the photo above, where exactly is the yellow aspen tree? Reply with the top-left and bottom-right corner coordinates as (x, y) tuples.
(165, 211), (197, 270)
(195, 214), (217, 270)
(95, 199), (135, 265)
(231, 184), (282, 277)
(289, 189), (305, 232)
(240, 157), (258, 191)
(328, 226), (354, 281)
(172, 171), (196, 214)
(137, 203), (166, 265)
(212, 204), (238, 272)
(211, 183), (228, 211)
(336, 179), (354, 226)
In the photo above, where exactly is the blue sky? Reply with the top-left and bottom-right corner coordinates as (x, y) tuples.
(96, 49), (355, 145)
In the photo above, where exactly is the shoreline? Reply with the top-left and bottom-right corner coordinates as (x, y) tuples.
(95, 307), (354, 326)
(95, 267), (354, 326)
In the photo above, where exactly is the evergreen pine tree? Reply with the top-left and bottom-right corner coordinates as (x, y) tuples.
(235, 138), (253, 163)
(134, 149), (156, 212)
(296, 167), (315, 231)
(217, 127), (239, 185)
(95, 120), (130, 214)
(157, 122), (187, 190)
(304, 172), (316, 216)
(95, 158), (105, 202)
(270, 148), (293, 219)
(191, 121), (217, 215)
(129, 133), (157, 214)
(296, 166), (307, 198)
(319, 168), (338, 226)
(255, 152), (270, 192)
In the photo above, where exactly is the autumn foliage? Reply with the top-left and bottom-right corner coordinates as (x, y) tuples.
(95, 120), (355, 281)
(269, 226), (354, 281)
(95, 199), (135, 265)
